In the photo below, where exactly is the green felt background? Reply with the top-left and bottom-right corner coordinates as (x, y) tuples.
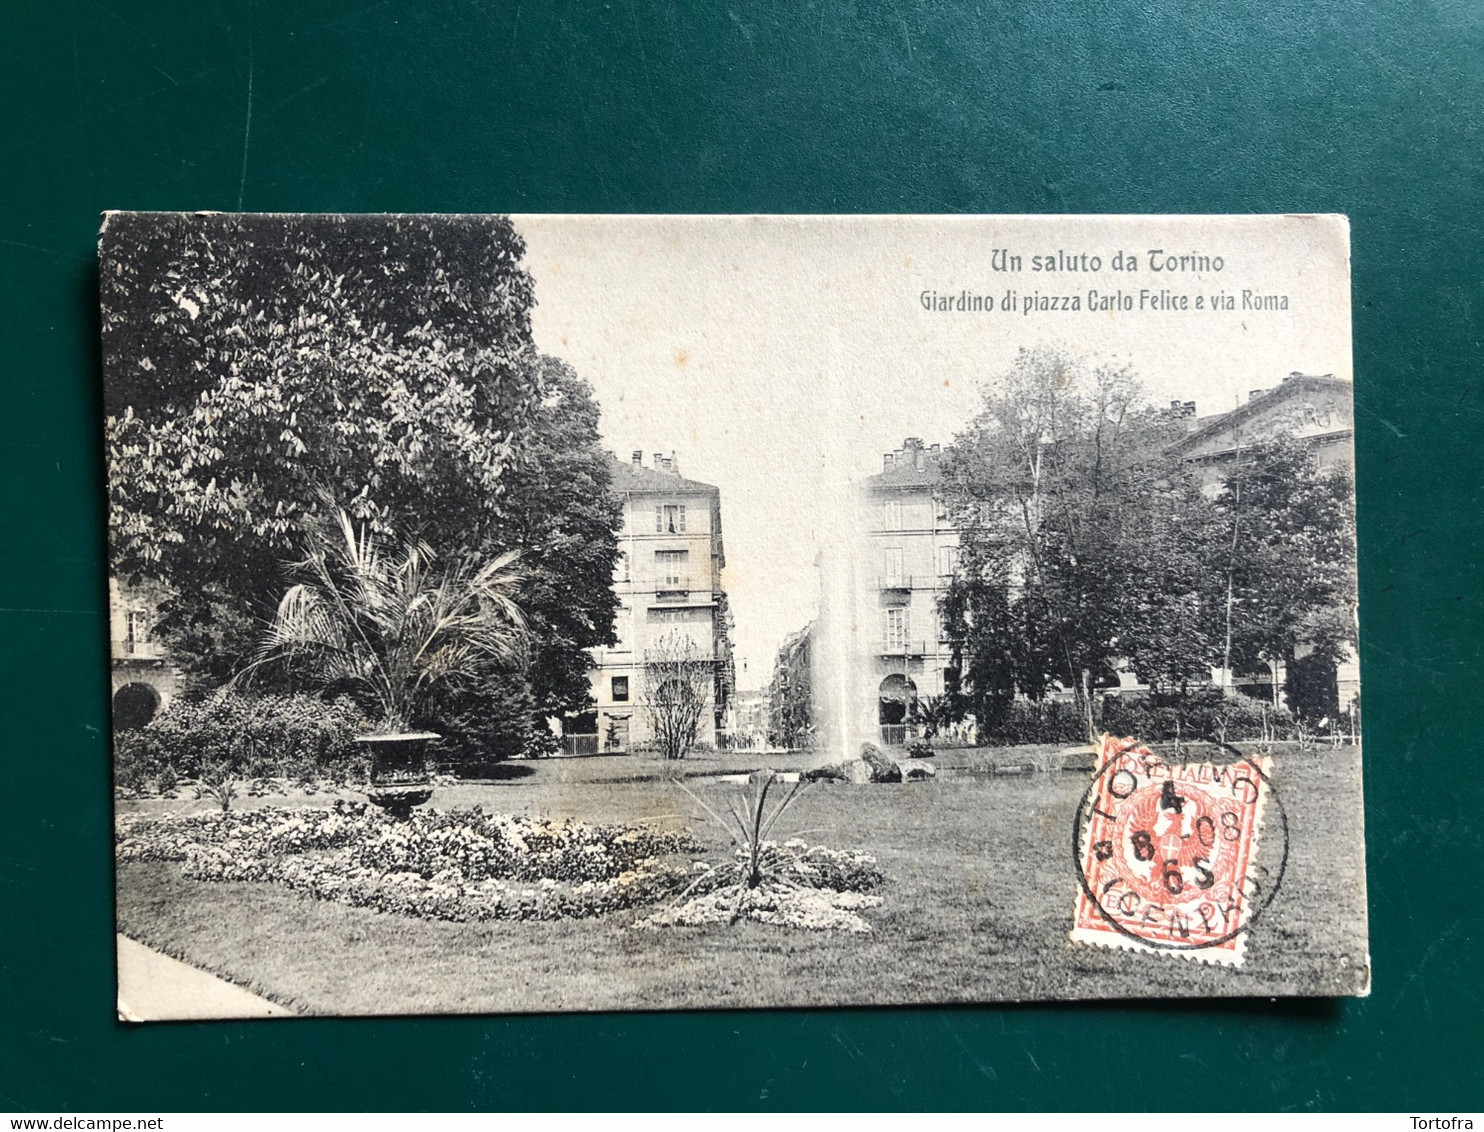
(2, 0), (1480, 1112)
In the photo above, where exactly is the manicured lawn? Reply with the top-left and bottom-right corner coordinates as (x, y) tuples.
(115, 744), (1369, 1015)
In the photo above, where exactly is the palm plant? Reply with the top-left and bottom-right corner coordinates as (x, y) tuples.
(911, 693), (956, 740)
(193, 758), (238, 812)
(241, 507), (526, 735)
(675, 770), (814, 923)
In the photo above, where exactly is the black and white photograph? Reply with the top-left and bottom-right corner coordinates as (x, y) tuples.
(103, 213), (1366, 1018)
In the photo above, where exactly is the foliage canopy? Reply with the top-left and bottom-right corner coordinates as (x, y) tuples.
(103, 214), (620, 754)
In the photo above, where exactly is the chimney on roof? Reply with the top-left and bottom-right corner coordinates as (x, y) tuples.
(631, 450), (643, 467)
(930, 443), (940, 454)
(883, 453), (895, 471)
(1249, 388), (1265, 402)
(1284, 372), (1302, 382)
(1166, 400), (1197, 429)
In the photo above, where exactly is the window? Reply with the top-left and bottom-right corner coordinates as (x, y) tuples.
(611, 676), (630, 702)
(883, 501), (903, 530)
(938, 546), (960, 576)
(657, 504), (687, 533)
(884, 608), (910, 650)
(124, 610), (149, 654)
(655, 549), (688, 587)
(883, 547), (904, 581)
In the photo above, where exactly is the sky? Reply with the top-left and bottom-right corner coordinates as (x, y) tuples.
(516, 215), (1353, 688)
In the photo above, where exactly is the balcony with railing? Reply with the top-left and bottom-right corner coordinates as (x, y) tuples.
(112, 635), (166, 661)
(648, 578), (724, 608)
(877, 574), (914, 592)
(654, 576), (693, 603)
(642, 646), (717, 666)
(877, 639), (929, 657)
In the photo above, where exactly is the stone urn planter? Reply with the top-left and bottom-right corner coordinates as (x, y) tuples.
(357, 732), (440, 818)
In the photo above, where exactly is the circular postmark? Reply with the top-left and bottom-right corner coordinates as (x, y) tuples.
(1070, 735), (1289, 958)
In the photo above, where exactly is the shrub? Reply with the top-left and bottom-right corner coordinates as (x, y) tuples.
(155, 763), (180, 798)
(968, 689), (1300, 747)
(428, 662), (547, 772)
(977, 699), (1089, 746)
(1100, 688), (1297, 743)
(113, 733), (154, 798)
(115, 692), (370, 786)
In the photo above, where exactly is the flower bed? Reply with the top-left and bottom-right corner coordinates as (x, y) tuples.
(116, 804), (888, 930)
(116, 802), (702, 922)
(636, 839), (886, 933)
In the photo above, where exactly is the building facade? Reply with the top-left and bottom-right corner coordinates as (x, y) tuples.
(1170, 372), (1355, 491)
(574, 450), (734, 754)
(108, 578), (183, 729)
(860, 438), (960, 743)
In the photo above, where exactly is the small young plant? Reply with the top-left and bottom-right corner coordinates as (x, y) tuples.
(194, 759), (239, 812)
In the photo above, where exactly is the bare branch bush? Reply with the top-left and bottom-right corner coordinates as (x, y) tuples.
(641, 630), (714, 761)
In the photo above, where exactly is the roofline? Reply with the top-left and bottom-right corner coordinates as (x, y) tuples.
(862, 478), (941, 493)
(1183, 427), (1355, 463)
(1170, 374), (1352, 453)
(607, 454), (721, 496)
(611, 482), (719, 497)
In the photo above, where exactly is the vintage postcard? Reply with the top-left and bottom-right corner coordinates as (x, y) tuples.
(103, 213), (1367, 1018)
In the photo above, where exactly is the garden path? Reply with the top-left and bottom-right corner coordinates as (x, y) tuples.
(116, 934), (295, 1021)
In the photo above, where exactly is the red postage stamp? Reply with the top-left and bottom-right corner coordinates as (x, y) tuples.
(1071, 733), (1282, 965)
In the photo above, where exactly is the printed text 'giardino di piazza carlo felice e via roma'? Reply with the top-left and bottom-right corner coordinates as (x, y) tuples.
(919, 248), (1292, 316)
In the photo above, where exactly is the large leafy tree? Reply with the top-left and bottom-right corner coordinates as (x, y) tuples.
(103, 214), (619, 752)
(1114, 472), (1227, 694)
(940, 348), (1225, 724)
(1214, 435), (1357, 718)
(430, 356), (621, 763)
(101, 213), (536, 418)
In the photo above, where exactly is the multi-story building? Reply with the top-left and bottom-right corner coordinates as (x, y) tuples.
(572, 450), (733, 754)
(727, 688), (767, 750)
(108, 578), (183, 729)
(860, 438), (959, 743)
